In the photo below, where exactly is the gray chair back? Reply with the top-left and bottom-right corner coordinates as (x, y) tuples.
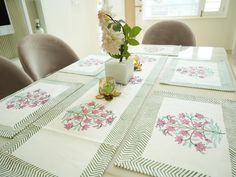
(18, 34), (79, 81)
(0, 56), (32, 99)
(142, 20), (196, 46)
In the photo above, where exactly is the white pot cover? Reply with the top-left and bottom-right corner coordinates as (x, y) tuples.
(105, 58), (134, 85)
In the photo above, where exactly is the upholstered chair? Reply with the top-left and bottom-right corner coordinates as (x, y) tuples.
(18, 34), (79, 81)
(142, 20), (196, 46)
(0, 56), (33, 99)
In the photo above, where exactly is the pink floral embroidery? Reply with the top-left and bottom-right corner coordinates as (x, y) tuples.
(64, 123), (74, 130)
(195, 142), (206, 152)
(62, 101), (116, 132)
(157, 119), (166, 127)
(180, 118), (190, 125)
(193, 131), (204, 139)
(175, 136), (183, 144)
(78, 58), (104, 67)
(195, 113), (204, 119)
(82, 124), (90, 131)
(129, 76), (143, 85)
(193, 122), (204, 128)
(180, 130), (189, 137)
(176, 66), (214, 79)
(138, 56), (157, 63)
(6, 89), (50, 109)
(156, 113), (224, 153)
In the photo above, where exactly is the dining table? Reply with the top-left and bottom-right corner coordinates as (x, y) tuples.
(0, 45), (235, 177)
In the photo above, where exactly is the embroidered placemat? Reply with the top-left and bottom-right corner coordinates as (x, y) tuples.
(129, 44), (181, 56)
(115, 91), (236, 177)
(0, 56), (167, 177)
(60, 54), (110, 76)
(0, 79), (83, 138)
(160, 59), (236, 91)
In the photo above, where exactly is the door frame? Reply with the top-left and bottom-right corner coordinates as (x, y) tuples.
(125, 0), (135, 27)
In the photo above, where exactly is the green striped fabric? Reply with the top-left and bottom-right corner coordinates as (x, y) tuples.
(81, 144), (116, 177)
(230, 148), (236, 177)
(0, 151), (55, 177)
(115, 90), (236, 177)
(0, 79), (83, 138)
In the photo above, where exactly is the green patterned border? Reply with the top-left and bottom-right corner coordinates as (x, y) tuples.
(160, 59), (236, 91)
(0, 58), (167, 177)
(80, 144), (116, 177)
(0, 149), (55, 177)
(115, 91), (236, 177)
(230, 148), (236, 177)
(0, 79), (83, 138)
(73, 57), (166, 176)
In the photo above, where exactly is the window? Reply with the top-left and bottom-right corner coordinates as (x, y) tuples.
(203, 0), (227, 16)
(142, 0), (228, 19)
(204, 0), (222, 12)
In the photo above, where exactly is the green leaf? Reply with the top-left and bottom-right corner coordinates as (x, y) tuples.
(109, 53), (121, 59)
(123, 44), (128, 52)
(112, 24), (121, 32)
(119, 19), (125, 24)
(124, 52), (131, 59)
(130, 26), (142, 37)
(128, 38), (139, 46)
(123, 23), (131, 36)
(107, 23), (113, 29)
(103, 83), (114, 95)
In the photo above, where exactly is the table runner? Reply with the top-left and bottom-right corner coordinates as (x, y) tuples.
(0, 55), (167, 177)
(60, 54), (110, 76)
(160, 58), (236, 91)
(0, 79), (82, 138)
(115, 91), (236, 177)
(129, 44), (181, 56)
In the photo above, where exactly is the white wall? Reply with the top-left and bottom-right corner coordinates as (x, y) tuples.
(36, 0), (101, 57)
(34, 0), (236, 57)
(108, 0), (125, 20)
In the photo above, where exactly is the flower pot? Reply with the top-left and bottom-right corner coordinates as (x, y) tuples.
(105, 58), (134, 85)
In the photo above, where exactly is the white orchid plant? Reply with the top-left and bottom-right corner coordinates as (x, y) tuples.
(98, 8), (141, 62)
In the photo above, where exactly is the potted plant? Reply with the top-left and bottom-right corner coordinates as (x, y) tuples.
(98, 7), (141, 85)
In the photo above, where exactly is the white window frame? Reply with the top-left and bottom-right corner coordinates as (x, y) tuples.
(141, 0), (229, 20)
(202, 0), (229, 17)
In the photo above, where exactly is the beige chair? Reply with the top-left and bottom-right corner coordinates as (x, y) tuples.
(18, 34), (79, 81)
(0, 56), (33, 99)
(142, 20), (196, 46)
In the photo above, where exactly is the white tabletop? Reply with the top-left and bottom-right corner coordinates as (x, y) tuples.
(178, 46), (227, 60)
(0, 46), (235, 177)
